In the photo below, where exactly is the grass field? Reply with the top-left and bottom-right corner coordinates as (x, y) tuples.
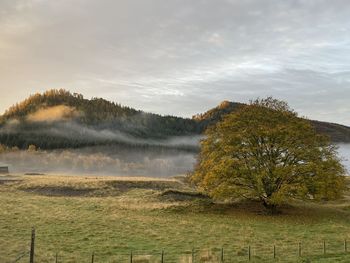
(1, 174), (350, 262)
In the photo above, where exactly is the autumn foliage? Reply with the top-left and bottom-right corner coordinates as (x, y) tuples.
(191, 98), (346, 213)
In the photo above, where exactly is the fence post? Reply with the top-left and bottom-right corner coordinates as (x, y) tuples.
(248, 246), (251, 261)
(323, 240), (326, 255)
(345, 239), (347, 253)
(273, 245), (276, 259)
(30, 227), (35, 263)
(91, 252), (94, 263)
(298, 242), (301, 257)
(130, 251), (133, 263)
(55, 252), (58, 263)
(161, 250), (164, 263)
(221, 247), (224, 262)
(191, 248), (195, 263)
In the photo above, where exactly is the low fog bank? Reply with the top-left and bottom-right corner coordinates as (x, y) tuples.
(0, 146), (196, 177)
(0, 106), (202, 176)
(337, 144), (350, 174)
(1, 141), (348, 178)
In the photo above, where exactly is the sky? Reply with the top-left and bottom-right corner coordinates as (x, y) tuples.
(0, 0), (349, 125)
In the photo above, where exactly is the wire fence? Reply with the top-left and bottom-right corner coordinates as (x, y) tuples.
(11, 250), (29, 263)
(4, 229), (350, 263)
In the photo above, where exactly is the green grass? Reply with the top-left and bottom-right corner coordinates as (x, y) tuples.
(1, 175), (350, 262)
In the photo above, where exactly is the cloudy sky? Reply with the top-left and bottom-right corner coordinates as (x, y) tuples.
(0, 0), (349, 125)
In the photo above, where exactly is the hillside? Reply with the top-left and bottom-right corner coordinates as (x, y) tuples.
(0, 89), (349, 149)
(0, 89), (199, 136)
(195, 101), (350, 143)
(311, 120), (350, 143)
(0, 90), (200, 149)
(192, 100), (244, 130)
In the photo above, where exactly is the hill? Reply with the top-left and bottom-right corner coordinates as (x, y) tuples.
(192, 100), (244, 130)
(0, 89), (349, 149)
(0, 89), (199, 136)
(0, 90), (199, 149)
(195, 100), (350, 143)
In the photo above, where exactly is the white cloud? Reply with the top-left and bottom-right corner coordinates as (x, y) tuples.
(0, 0), (349, 125)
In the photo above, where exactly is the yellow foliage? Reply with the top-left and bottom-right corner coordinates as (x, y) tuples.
(191, 97), (346, 212)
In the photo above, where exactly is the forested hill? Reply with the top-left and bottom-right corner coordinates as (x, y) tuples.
(0, 90), (201, 149)
(196, 100), (350, 143)
(0, 89), (199, 136)
(192, 100), (244, 130)
(0, 89), (349, 149)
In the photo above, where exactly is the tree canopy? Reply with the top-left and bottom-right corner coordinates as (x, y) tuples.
(191, 97), (346, 213)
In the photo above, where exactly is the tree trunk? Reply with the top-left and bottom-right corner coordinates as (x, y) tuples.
(262, 200), (279, 214)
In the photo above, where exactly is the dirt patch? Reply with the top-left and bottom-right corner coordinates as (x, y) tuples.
(159, 189), (210, 201)
(0, 179), (22, 185)
(105, 180), (183, 192)
(21, 186), (96, 197)
(0, 176), (22, 185)
(15, 177), (189, 197)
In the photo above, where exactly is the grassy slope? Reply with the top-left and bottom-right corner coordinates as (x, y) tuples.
(1, 175), (350, 263)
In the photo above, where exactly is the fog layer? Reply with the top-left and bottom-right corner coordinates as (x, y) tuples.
(1, 139), (348, 178)
(0, 146), (196, 177)
(338, 144), (350, 174)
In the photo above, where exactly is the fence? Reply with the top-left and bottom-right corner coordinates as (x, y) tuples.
(8, 228), (350, 263)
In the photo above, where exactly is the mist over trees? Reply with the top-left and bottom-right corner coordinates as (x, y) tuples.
(0, 89), (349, 150)
(191, 98), (346, 213)
(0, 89), (201, 149)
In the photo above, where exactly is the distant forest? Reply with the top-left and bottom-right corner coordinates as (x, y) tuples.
(0, 89), (349, 150)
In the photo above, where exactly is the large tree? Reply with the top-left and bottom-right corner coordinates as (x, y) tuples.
(191, 98), (346, 213)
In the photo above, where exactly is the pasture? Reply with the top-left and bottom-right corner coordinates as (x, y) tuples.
(1, 174), (350, 262)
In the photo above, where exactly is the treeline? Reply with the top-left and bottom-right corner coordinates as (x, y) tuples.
(1, 89), (199, 136)
(0, 89), (349, 150)
(0, 124), (200, 151)
(0, 131), (99, 150)
(0, 89), (202, 150)
(192, 100), (243, 130)
(1, 89), (137, 122)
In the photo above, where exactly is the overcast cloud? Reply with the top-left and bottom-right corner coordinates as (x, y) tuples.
(0, 0), (349, 125)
